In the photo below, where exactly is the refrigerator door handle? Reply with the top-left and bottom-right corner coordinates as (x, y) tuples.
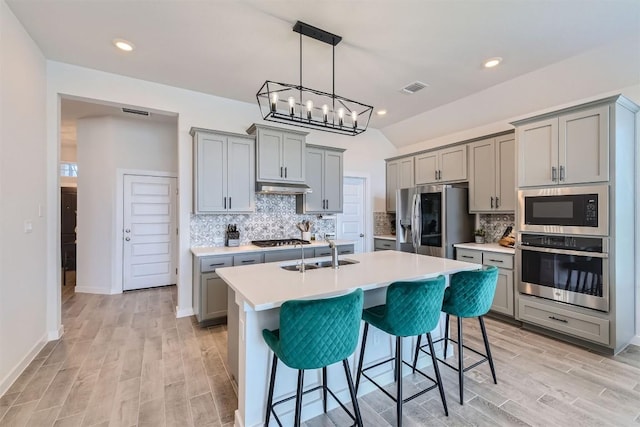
(411, 192), (420, 252)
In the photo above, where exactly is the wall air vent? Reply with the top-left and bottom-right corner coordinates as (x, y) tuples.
(121, 107), (150, 116)
(400, 81), (429, 94)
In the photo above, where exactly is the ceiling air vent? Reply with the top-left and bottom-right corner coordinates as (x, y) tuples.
(400, 81), (428, 94)
(121, 107), (150, 117)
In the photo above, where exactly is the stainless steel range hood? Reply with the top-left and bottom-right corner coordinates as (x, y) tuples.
(256, 182), (312, 195)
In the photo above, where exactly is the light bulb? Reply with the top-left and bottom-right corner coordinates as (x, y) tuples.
(338, 108), (344, 127)
(322, 105), (328, 124)
(352, 111), (358, 129)
(306, 100), (313, 120)
(288, 97), (295, 116)
(270, 93), (278, 113)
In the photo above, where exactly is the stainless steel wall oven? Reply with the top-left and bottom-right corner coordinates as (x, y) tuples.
(517, 233), (609, 312)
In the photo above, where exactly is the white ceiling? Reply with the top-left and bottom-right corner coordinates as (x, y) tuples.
(8, 0), (640, 147)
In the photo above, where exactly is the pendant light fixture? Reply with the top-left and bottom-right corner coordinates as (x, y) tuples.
(256, 21), (373, 136)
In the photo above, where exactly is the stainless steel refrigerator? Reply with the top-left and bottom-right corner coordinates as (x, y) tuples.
(396, 185), (474, 258)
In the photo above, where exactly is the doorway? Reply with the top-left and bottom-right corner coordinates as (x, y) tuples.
(337, 176), (369, 253)
(122, 174), (178, 291)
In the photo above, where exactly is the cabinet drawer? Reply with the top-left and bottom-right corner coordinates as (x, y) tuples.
(374, 239), (395, 251)
(314, 247), (332, 257)
(264, 248), (314, 263)
(338, 245), (354, 255)
(518, 297), (609, 345)
(233, 253), (264, 266)
(482, 252), (513, 270)
(455, 249), (482, 264)
(200, 256), (233, 273)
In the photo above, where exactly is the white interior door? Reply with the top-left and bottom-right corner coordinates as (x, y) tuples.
(337, 177), (367, 253)
(123, 175), (177, 291)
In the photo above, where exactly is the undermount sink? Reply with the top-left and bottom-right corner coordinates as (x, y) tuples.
(280, 259), (359, 272)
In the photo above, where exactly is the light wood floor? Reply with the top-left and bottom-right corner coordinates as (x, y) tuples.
(1, 284), (639, 426)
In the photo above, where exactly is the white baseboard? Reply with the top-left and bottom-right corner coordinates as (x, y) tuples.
(75, 285), (115, 295)
(48, 324), (64, 340)
(176, 306), (194, 318)
(0, 332), (48, 396)
(630, 335), (640, 346)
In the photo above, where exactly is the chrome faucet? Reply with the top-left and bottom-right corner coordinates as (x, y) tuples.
(295, 242), (306, 273)
(325, 237), (339, 269)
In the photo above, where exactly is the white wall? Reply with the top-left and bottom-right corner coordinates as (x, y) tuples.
(75, 116), (177, 294)
(45, 62), (396, 326)
(0, 0), (48, 395)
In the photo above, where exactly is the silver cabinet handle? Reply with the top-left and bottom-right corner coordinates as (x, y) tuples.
(488, 258), (503, 263)
(209, 262), (225, 267)
(229, 197), (231, 209)
(495, 197), (500, 208)
(461, 255), (473, 259)
(280, 166), (283, 177)
(559, 165), (565, 181)
(438, 170), (441, 180)
(125, 237), (130, 241)
(552, 166), (557, 181)
(284, 167), (287, 178)
(326, 199), (329, 210)
(224, 197), (227, 209)
(490, 197), (494, 208)
(435, 170), (438, 180)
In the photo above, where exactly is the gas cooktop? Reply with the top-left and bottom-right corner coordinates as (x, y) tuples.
(251, 239), (311, 247)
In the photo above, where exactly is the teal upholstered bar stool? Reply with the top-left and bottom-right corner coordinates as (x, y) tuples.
(355, 277), (448, 426)
(413, 266), (499, 405)
(262, 288), (364, 427)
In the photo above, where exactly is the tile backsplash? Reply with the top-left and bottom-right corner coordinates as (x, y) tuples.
(478, 213), (515, 242)
(374, 212), (395, 236)
(191, 194), (337, 247)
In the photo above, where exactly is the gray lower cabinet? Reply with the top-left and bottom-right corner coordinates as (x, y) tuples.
(518, 295), (609, 345)
(456, 248), (514, 317)
(374, 238), (395, 251)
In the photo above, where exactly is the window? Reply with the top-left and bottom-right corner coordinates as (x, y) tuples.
(60, 162), (78, 177)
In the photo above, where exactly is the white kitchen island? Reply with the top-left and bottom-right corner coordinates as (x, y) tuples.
(216, 250), (481, 427)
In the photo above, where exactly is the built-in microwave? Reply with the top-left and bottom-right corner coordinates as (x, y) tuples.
(517, 185), (608, 236)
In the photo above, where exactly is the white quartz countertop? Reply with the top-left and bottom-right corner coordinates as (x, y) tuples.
(217, 251), (481, 311)
(374, 235), (396, 241)
(191, 239), (355, 257)
(453, 242), (515, 255)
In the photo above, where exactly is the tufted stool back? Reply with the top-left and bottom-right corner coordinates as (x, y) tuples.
(442, 266), (499, 318)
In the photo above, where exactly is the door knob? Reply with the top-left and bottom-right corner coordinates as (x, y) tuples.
(359, 233), (365, 237)
(125, 237), (130, 241)
(125, 228), (130, 233)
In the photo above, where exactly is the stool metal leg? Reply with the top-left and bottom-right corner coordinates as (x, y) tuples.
(457, 316), (464, 405)
(427, 333), (448, 416)
(443, 314), (450, 359)
(355, 323), (369, 393)
(479, 316), (497, 384)
(265, 354), (278, 426)
(396, 336), (403, 427)
(342, 359), (364, 427)
(294, 370), (304, 427)
(322, 366), (328, 413)
(412, 334), (422, 373)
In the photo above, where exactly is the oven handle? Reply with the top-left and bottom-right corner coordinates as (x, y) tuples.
(516, 244), (608, 258)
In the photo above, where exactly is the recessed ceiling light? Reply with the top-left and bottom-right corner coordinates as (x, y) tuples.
(377, 110), (387, 116)
(113, 38), (135, 52)
(483, 57), (502, 68)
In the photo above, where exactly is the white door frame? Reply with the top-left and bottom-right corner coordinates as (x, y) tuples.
(339, 173), (372, 253)
(115, 169), (178, 294)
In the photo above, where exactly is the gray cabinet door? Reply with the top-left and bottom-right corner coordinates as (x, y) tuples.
(195, 132), (227, 213)
(282, 132), (306, 183)
(386, 161), (399, 212)
(256, 128), (284, 182)
(227, 136), (255, 212)
(468, 138), (495, 212)
(491, 269), (514, 316)
(439, 145), (467, 182)
(559, 105), (609, 185)
(202, 272), (228, 321)
(323, 150), (343, 213)
(398, 157), (415, 189)
(517, 118), (558, 187)
(495, 135), (515, 212)
(415, 152), (438, 185)
(304, 147), (325, 212)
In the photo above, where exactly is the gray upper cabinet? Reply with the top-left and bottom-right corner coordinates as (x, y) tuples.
(516, 105), (609, 187)
(386, 157), (414, 212)
(297, 145), (344, 214)
(415, 145), (467, 185)
(248, 124), (307, 183)
(469, 134), (515, 213)
(191, 128), (255, 213)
